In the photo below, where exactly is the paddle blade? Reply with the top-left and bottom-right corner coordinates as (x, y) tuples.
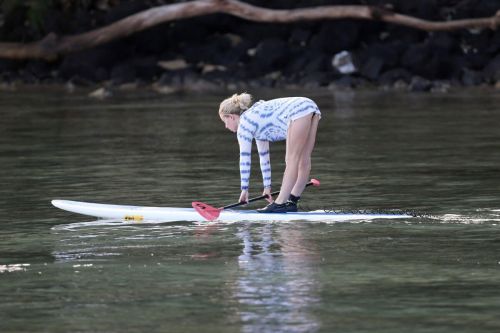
(311, 178), (321, 187)
(192, 202), (221, 221)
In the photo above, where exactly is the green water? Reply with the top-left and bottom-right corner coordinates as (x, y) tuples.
(1, 89), (499, 333)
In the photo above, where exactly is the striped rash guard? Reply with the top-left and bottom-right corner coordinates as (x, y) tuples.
(237, 97), (321, 191)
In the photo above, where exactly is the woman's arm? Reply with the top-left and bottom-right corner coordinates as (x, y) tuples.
(237, 133), (253, 192)
(256, 140), (271, 189)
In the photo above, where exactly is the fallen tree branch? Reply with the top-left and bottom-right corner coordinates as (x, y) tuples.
(1, 0), (499, 60)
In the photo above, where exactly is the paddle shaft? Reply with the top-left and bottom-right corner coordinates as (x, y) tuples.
(222, 181), (315, 210)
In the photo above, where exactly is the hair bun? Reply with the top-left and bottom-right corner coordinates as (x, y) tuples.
(233, 93), (252, 110)
(219, 92), (253, 115)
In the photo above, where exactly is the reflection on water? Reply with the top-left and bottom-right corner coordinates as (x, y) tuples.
(235, 224), (319, 333)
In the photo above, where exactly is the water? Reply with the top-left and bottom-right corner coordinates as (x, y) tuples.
(1, 88), (499, 333)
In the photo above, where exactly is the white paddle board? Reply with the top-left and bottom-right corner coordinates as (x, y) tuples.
(51, 200), (413, 223)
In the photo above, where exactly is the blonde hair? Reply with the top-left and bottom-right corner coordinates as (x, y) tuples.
(219, 93), (253, 116)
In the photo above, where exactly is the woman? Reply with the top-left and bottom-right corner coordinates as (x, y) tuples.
(219, 93), (321, 213)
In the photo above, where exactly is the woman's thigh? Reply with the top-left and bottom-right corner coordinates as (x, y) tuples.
(300, 114), (320, 161)
(285, 115), (314, 162)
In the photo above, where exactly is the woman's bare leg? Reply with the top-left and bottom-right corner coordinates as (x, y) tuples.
(275, 116), (312, 204)
(291, 114), (320, 197)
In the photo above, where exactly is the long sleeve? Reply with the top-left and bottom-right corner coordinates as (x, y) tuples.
(237, 132), (252, 191)
(256, 140), (271, 188)
(237, 112), (259, 191)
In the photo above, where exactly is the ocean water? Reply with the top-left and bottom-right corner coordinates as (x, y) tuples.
(1, 88), (499, 333)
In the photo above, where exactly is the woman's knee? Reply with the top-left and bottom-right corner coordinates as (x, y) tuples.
(299, 157), (311, 172)
(285, 153), (302, 166)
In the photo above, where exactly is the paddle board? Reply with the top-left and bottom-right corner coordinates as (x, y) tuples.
(51, 200), (413, 223)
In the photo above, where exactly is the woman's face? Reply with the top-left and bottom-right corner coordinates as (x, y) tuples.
(220, 114), (239, 133)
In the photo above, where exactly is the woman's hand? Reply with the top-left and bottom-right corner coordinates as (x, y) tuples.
(263, 187), (273, 203)
(239, 190), (249, 204)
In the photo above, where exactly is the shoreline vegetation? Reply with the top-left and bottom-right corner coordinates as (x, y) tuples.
(1, 0), (500, 96)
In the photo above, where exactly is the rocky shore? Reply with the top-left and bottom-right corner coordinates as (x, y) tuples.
(1, 0), (500, 94)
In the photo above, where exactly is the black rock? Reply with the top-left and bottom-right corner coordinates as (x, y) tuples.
(0, 71), (15, 83)
(304, 53), (329, 73)
(156, 69), (199, 87)
(110, 63), (137, 85)
(447, 55), (468, 80)
(167, 19), (211, 46)
(355, 41), (404, 80)
(133, 24), (172, 55)
(289, 27), (312, 47)
(394, 0), (440, 20)
(0, 59), (20, 73)
(379, 68), (412, 86)
(284, 50), (316, 77)
(235, 22), (289, 45)
(18, 70), (39, 84)
(59, 42), (132, 81)
(428, 51), (459, 79)
(452, 0), (500, 18)
(42, 8), (67, 36)
(483, 54), (500, 83)
(182, 34), (249, 67)
(486, 31), (500, 54)
(25, 61), (52, 80)
(59, 59), (97, 82)
(300, 71), (332, 87)
(401, 40), (455, 79)
(428, 32), (457, 53)
(360, 57), (384, 80)
(75, 8), (96, 32)
(463, 52), (490, 71)
(461, 29), (491, 52)
(252, 38), (290, 73)
(385, 25), (426, 44)
(184, 76), (221, 92)
(132, 57), (162, 80)
(67, 76), (95, 87)
(309, 21), (359, 54)
(206, 34), (245, 66)
(409, 76), (432, 92)
(461, 68), (484, 86)
(430, 81), (452, 93)
(401, 43), (431, 73)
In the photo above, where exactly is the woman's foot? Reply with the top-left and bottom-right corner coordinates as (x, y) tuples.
(257, 201), (297, 213)
(285, 200), (298, 212)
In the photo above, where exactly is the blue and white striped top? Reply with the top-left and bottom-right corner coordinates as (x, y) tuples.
(237, 97), (321, 190)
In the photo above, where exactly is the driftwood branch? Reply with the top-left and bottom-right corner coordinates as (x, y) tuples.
(1, 0), (500, 60)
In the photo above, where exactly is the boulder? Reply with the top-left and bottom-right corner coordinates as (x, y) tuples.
(289, 27), (312, 47)
(379, 68), (412, 86)
(309, 21), (360, 54)
(252, 38), (290, 73)
(25, 61), (52, 80)
(360, 57), (384, 80)
(401, 43), (431, 74)
(110, 63), (136, 85)
(285, 49), (326, 78)
(89, 87), (112, 100)
(408, 76), (432, 92)
(332, 51), (357, 75)
(461, 68), (484, 86)
(59, 43), (129, 81)
(483, 54), (500, 82)
(0, 59), (20, 73)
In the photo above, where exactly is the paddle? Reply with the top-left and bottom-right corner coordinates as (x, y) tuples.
(192, 178), (320, 221)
